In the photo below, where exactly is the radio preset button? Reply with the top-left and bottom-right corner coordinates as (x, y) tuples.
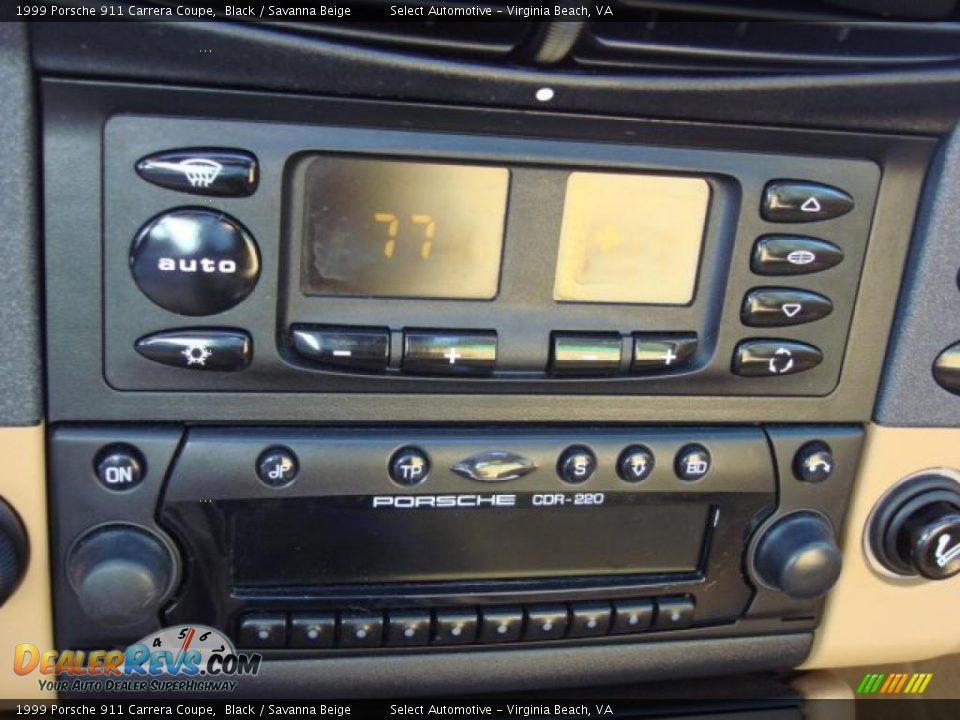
(557, 446), (597, 484)
(386, 610), (432, 646)
(741, 288), (833, 327)
(289, 613), (335, 648)
(611, 599), (654, 634)
(237, 613), (287, 648)
(135, 329), (252, 371)
(290, 326), (390, 372)
(762, 180), (854, 223)
(631, 334), (698, 373)
(256, 446), (299, 488)
(617, 445), (654, 483)
(389, 447), (430, 486)
(136, 149), (259, 197)
(654, 596), (695, 630)
(752, 235), (844, 276)
(338, 611), (384, 648)
(675, 444), (711, 481)
(479, 606), (524, 643)
(130, 209), (260, 316)
(733, 340), (823, 377)
(432, 609), (478, 645)
(523, 604), (569, 641)
(402, 331), (497, 376)
(550, 334), (622, 375)
(94, 444), (145, 492)
(568, 601), (612, 638)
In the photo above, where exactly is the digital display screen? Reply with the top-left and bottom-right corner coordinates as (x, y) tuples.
(553, 172), (711, 305)
(229, 496), (708, 587)
(299, 156), (509, 299)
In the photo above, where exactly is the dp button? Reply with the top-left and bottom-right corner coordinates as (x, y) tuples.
(257, 447), (299, 488)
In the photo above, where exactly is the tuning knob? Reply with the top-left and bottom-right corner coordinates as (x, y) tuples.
(870, 474), (960, 580)
(753, 512), (842, 599)
(67, 525), (176, 627)
(0, 500), (28, 607)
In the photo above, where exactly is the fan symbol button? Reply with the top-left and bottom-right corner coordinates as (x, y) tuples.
(181, 342), (213, 366)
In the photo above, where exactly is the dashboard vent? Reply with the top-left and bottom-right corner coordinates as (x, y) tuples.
(572, 1), (960, 73)
(262, 19), (533, 60)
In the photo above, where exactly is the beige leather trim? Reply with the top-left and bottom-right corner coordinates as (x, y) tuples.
(0, 424), (53, 699)
(804, 425), (960, 669)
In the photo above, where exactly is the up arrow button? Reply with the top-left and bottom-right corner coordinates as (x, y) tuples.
(762, 180), (854, 223)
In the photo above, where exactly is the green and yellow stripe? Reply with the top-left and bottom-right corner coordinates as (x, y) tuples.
(857, 672), (933, 694)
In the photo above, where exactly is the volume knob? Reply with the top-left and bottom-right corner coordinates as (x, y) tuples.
(753, 512), (842, 599)
(67, 525), (176, 627)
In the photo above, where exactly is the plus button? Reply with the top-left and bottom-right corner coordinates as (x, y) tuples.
(444, 348), (462, 364)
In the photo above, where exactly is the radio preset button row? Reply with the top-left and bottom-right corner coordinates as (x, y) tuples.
(237, 596), (694, 649)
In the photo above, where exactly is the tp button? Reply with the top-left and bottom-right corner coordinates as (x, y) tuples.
(390, 447), (430, 486)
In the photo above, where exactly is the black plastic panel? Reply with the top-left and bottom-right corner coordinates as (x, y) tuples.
(43, 79), (933, 422)
(103, 115), (877, 397)
(876, 124), (960, 426)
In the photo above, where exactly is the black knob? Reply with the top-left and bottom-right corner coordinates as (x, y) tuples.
(870, 475), (960, 580)
(0, 500), (28, 607)
(753, 512), (842, 599)
(67, 525), (176, 627)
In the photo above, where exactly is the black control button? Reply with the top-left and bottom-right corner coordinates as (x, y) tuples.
(338, 611), (383, 648)
(135, 329), (252, 371)
(617, 446), (654, 483)
(754, 513), (842, 599)
(569, 601), (612, 638)
(290, 325), (389, 372)
(450, 451), (537, 483)
(752, 235), (844, 276)
(654, 596), (695, 630)
(675, 444), (711, 481)
(289, 613), (335, 648)
(256, 446), (299, 488)
(550, 334), (622, 375)
(94, 444), (145, 492)
(762, 180), (854, 223)
(402, 331), (496, 376)
(611, 599), (654, 634)
(899, 502), (960, 580)
(237, 613), (286, 648)
(135, 149), (258, 198)
(794, 442), (834, 483)
(733, 340), (823, 377)
(557, 446), (597, 485)
(523, 604), (569, 641)
(741, 288), (833, 327)
(933, 343), (960, 395)
(432, 609), (478, 645)
(130, 209), (260, 316)
(389, 447), (430, 486)
(631, 334), (698, 373)
(479, 606), (524, 643)
(385, 610), (432, 647)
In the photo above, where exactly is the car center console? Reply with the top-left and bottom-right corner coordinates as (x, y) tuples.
(41, 77), (936, 695)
